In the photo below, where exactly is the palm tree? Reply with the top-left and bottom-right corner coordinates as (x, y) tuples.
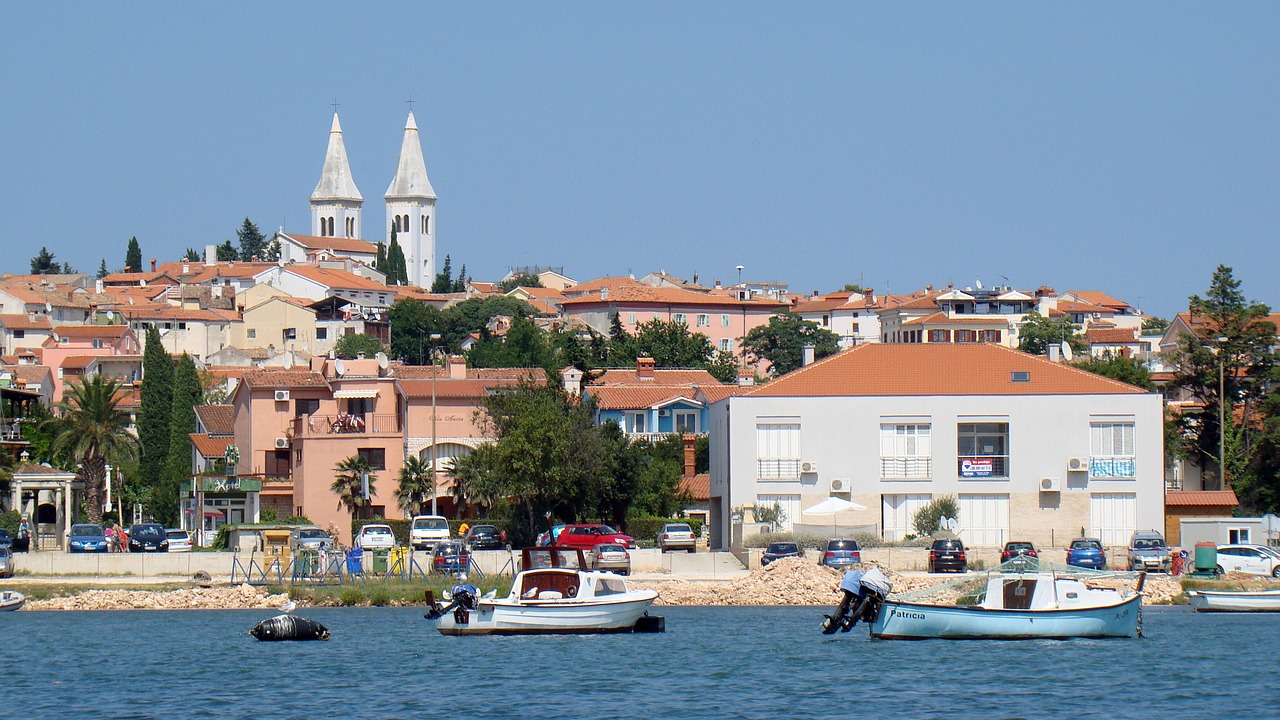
(52, 375), (139, 524)
(331, 455), (376, 519)
(395, 454), (434, 517)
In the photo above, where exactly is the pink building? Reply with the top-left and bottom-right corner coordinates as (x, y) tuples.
(41, 325), (142, 401)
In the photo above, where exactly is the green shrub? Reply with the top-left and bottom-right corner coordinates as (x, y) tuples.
(913, 495), (959, 537)
(625, 517), (704, 542)
(339, 588), (364, 606)
(368, 589), (391, 607)
(0, 510), (19, 535)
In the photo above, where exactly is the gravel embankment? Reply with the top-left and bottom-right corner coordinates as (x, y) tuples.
(27, 584), (291, 611)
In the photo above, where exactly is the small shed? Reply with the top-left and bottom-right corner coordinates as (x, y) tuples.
(1164, 490), (1239, 546)
(1179, 517), (1267, 548)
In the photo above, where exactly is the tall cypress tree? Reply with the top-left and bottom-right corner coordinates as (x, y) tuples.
(387, 228), (407, 286)
(156, 354), (201, 526)
(139, 326), (174, 496)
(125, 236), (142, 273)
(432, 254), (453, 293)
(453, 264), (467, 293)
(97, 259), (109, 279)
(375, 241), (387, 273)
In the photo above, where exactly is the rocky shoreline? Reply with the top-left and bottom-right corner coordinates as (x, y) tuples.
(20, 557), (1186, 611)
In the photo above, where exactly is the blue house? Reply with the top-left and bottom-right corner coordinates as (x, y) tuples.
(574, 358), (731, 440)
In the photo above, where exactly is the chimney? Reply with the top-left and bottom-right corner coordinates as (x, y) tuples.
(714, 280), (722, 289)
(182, 263), (190, 274)
(95, 279), (104, 294)
(682, 434), (697, 477)
(561, 366), (584, 396)
(812, 290), (819, 298)
(600, 287), (609, 301)
(636, 357), (655, 380)
(448, 355), (467, 379)
(926, 284), (933, 291)
(802, 345), (815, 366)
(150, 258), (157, 272)
(1048, 344), (1060, 363)
(737, 369), (754, 387)
(205, 244), (217, 265)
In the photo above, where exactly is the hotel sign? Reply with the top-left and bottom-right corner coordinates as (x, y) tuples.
(188, 477), (262, 493)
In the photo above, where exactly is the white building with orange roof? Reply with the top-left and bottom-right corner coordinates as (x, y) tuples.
(115, 304), (236, 361)
(277, 233), (378, 267)
(707, 343), (1163, 552)
(792, 289), (886, 348)
(0, 313), (53, 354)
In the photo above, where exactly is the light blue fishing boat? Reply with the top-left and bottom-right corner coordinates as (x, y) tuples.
(867, 563), (1145, 640)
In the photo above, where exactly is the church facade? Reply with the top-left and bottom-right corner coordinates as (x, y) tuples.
(307, 111), (438, 288)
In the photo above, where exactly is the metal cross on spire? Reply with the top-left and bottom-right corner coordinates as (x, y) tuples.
(406, 95), (415, 112)
(331, 98), (341, 114)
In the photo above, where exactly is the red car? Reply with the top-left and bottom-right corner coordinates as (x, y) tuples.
(556, 524), (636, 550)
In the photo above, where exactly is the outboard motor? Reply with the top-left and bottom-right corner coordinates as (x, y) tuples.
(821, 567), (892, 635)
(250, 615), (330, 641)
(424, 582), (481, 622)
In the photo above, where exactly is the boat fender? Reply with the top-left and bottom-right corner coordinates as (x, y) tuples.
(249, 615), (331, 641)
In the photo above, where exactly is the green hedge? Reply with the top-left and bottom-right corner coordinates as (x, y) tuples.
(625, 516), (704, 543)
(1, 510), (19, 535)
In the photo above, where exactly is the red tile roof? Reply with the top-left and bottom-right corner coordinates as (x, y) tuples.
(1164, 490), (1239, 507)
(195, 405), (236, 436)
(1052, 300), (1114, 315)
(1087, 328), (1139, 344)
(678, 473), (710, 501)
(280, 233), (377, 255)
(562, 284), (786, 308)
(49, 325), (132, 339)
(902, 312), (1010, 326)
(189, 434), (234, 458)
(593, 368), (722, 386)
(745, 343), (1151, 397)
(564, 276), (645, 295)
(0, 314), (52, 330)
(280, 265), (390, 292)
(397, 377), (535, 398)
(391, 365), (546, 381)
(242, 370), (330, 388)
(698, 385), (746, 403)
(587, 386), (700, 410)
(1068, 291), (1131, 310)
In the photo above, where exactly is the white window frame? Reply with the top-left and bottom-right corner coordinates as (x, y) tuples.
(624, 411), (647, 434)
(756, 422), (801, 480)
(696, 314), (710, 327)
(721, 314), (731, 327)
(672, 313), (687, 325)
(1090, 422), (1136, 478)
(719, 338), (732, 352)
(674, 410), (698, 434)
(880, 424), (931, 479)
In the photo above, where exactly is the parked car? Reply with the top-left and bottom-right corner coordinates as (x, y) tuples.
(354, 524), (396, 550)
(928, 538), (967, 573)
(69, 523), (110, 553)
(557, 524), (636, 550)
(464, 524), (505, 551)
(1127, 531), (1171, 573)
(657, 523), (697, 553)
(165, 529), (193, 553)
(0, 546), (13, 578)
(1216, 545), (1280, 577)
(590, 543), (632, 575)
(0, 528), (11, 550)
(819, 538), (862, 570)
(288, 526), (333, 553)
(537, 524), (566, 547)
(409, 515), (451, 550)
(430, 541), (471, 574)
(128, 523), (169, 553)
(1000, 541), (1039, 565)
(761, 542), (804, 566)
(1066, 538), (1107, 570)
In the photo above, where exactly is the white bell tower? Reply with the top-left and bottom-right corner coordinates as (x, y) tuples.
(310, 112), (363, 239)
(385, 110), (436, 287)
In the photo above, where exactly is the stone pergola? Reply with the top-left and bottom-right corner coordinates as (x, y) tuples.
(10, 457), (82, 551)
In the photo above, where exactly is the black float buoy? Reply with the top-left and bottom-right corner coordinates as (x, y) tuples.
(250, 614), (331, 641)
(633, 615), (665, 633)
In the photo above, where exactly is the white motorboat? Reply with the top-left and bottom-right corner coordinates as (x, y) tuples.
(1, 590), (26, 612)
(827, 561), (1144, 640)
(425, 547), (659, 636)
(1187, 589), (1280, 612)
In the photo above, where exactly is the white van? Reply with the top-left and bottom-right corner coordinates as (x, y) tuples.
(410, 515), (450, 550)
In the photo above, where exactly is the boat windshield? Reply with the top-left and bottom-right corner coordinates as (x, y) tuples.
(596, 578), (628, 596)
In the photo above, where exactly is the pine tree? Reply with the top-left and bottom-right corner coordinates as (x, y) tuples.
(262, 234), (282, 262)
(432, 255), (453, 293)
(97, 259), (109, 279)
(215, 240), (238, 261)
(139, 326), (174, 494)
(30, 247), (58, 274)
(156, 354), (202, 526)
(236, 218), (267, 261)
(453, 264), (467, 293)
(125, 236), (142, 273)
(61, 262), (76, 274)
(182, 248), (202, 262)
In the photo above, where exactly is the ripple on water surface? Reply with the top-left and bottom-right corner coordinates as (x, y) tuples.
(0, 605), (1275, 719)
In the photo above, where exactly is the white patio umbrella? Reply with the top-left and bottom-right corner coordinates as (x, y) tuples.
(803, 496), (868, 535)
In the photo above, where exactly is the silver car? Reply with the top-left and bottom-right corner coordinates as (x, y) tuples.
(289, 527), (334, 553)
(590, 543), (631, 575)
(0, 546), (13, 578)
(657, 522), (697, 553)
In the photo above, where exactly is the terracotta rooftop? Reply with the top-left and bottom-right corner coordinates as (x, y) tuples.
(1068, 291), (1131, 310)
(563, 276), (644, 295)
(561, 284), (786, 308)
(195, 405), (235, 436)
(698, 384), (746, 403)
(1164, 490), (1239, 507)
(397, 377), (538, 398)
(49, 325), (132, 339)
(902, 312), (1010, 326)
(678, 473), (710, 501)
(1087, 328), (1140, 344)
(280, 233), (378, 255)
(279, 265), (390, 293)
(744, 344), (1152, 397)
(593, 368), (722, 386)
(0, 314), (52, 330)
(1051, 300), (1114, 315)
(586, 386), (700, 410)
(189, 434), (234, 458)
(391, 365), (546, 381)
(242, 370), (330, 389)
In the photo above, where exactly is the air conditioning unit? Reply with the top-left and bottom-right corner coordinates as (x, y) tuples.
(1039, 476), (1061, 492)
(274, 437), (290, 449)
(658, 409), (671, 417)
(274, 390), (291, 402)
(800, 461), (818, 474)
(1066, 457), (1089, 472)
(830, 478), (849, 493)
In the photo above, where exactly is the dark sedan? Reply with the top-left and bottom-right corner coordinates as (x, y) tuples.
(431, 541), (472, 574)
(464, 525), (505, 551)
(0, 528), (11, 550)
(761, 542), (804, 566)
(128, 523), (169, 553)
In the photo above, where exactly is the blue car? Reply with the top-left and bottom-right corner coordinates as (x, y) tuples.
(1066, 538), (1107, 570)
(69, 523), (110, 553)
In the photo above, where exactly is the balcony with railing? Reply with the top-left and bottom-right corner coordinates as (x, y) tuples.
(957, 455), (1008, 478)
(293, 413), (401, 437)
(880, 457), (932, 479)
(757, 458), (801, 480)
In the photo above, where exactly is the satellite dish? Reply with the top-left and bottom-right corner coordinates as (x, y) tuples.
(975, 279), (983, 290)
(45, 301), (52, 313)
(334, 358), (346, 376)
(1060, 341), (1073, 362)
(375, 352), (389, 370)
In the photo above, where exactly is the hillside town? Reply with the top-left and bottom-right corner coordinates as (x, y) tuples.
(2, 111), (1277, 560)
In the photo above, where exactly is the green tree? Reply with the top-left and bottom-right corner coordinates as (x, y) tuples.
(739, 311), (841, 376)
(97, 259), (109, 279)
(262, 234), (282, 262)
(386, 228), (407, 285)
(30, 246), (59, 274)
(388, 299), (444, 363)
(157, 354), (201, 526)
(913, 495), (960, 537)
(182, 247), (202, 262)
(139, 326), (173, 494)
(607, 312), (635, 366)
(236, 218), (267, 261)
(332, 455), (377, 519)
(332, 332), (387, 359)
(453, 264), (468, 293)
(632, 319), (717, 368)
(50, 376), (140, 524)
(1016, 310), (1086, 356)
(1070, 354), (1155, 390)
(706, 349), (740, 383)
(1172, 265), (1276, 504)
(499, 271), (544, 293)
(1141, 316), (1169, 334)
(842, 283), (865, 293)
(125, 236), (143, 273)
(467, 315), (557, 372)
(375, 241), (387, 273)
(215, 240), (238, 261)
(432, 254), (454, 293)
(395, 455), (435, 517)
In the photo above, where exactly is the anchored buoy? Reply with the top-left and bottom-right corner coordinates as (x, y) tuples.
(250, 614), (330, 641)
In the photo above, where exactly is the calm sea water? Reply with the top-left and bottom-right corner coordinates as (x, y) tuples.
(0, 604), (1273, 719)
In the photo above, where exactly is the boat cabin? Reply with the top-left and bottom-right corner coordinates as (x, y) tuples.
(977, 574), (1121, 611)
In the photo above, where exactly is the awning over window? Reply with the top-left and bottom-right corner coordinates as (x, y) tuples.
(333, 389), (379, 399)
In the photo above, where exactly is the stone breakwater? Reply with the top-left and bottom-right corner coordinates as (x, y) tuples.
(27, 584), (291, 611)
(633, 557), (1183, 607)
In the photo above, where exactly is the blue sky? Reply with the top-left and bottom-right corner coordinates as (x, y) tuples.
(2, 4), (1277, 319)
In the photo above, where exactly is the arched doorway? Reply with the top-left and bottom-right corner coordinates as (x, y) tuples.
(419, 443), (474, 517)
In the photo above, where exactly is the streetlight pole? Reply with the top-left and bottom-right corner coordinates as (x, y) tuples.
(1217, 336), (1228, 489)
(429, 333), (441, 516)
